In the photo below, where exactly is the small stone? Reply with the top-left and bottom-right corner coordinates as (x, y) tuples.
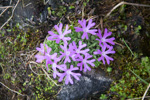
(57, 68), (113, 100)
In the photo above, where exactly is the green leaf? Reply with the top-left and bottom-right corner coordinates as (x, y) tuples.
(69, 5), (75, 9)
(107, 67), (112, 72)
(19, 90), (22, 93)
(129, 69), (148, 85)
(83, 2), (87, 6)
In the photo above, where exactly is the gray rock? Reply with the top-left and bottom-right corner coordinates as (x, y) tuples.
(57, 68), (113, 100)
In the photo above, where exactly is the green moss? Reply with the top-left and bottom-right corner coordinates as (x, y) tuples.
(27, 73), (58, 100)
(0, 23), (46, 99)
(108, 54), (150, 99)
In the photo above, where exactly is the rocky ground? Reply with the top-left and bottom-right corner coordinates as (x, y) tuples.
(0, 0), (150, 100)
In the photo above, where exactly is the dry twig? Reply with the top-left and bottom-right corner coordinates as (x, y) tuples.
(82, 5), (85, 20)
(10, 0), (12, 5)
(29, 63), (45, 75)
(0, 0), (20, 30)
(105, 1), (150, 18)
(127, 96), (150, 100)
(0, 6), (13, 9)
(142, 83), (150, 100)
(54, 87), (62, 97)
(28, 61), (60, 87)
(44, 0), (50, 5)
(28, 61), (46, 75)
(0, 7), (11, 17)
(0, 82), (28, 98)
(41, 66), (60, 86)
(114, 41), (124, 48)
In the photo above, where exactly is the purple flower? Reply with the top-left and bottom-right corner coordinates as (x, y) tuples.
(53, 68), (63, 79)
(53, 64), (66, 78)
(72, 41), (89, 58)
(77, 54), (95, 72)
(35, 55), (45, 63)
(35, 43), (48, 63)
(94, 45), (115, 65)
(36, 43), (45, 54)
(51, 58), (60, 69)
(96, 29), (115, 48)
(47, 23), (71, 44)
(60, 43), (76, 63)
(74, 19), (97, 40)
(58, 65), (81, 85)
(51, 58), (67, 79)
(35, 43), (58, 70)
(44, 46), (58, 70)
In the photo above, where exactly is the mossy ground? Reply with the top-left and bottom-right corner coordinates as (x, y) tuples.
(0, 0), (150, 100)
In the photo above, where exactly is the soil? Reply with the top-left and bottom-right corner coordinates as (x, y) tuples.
(0, 0), (150, 99)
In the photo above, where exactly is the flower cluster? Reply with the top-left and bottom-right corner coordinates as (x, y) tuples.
(94, 29), (115, 64)
(35, 19), (115, 85)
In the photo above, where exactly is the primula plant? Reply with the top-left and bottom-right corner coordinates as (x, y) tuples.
(35, 19), (115, 85)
